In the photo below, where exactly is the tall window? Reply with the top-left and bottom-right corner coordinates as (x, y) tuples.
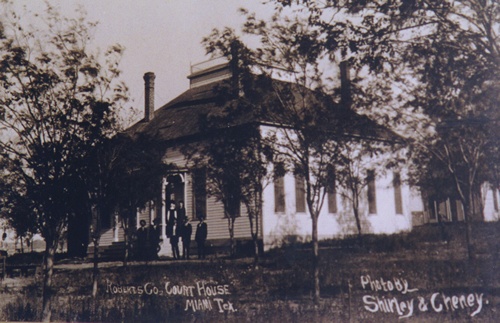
(493, 188), (499, 212)
(393, 172), (403, 214)
(367, 170), (377, 214)
(274, 176), (285, 213)
(429, 199), (438, 221)
(192, 169), (207, 220)
(295, 175), (306, 213)
(224, 174), (241, 218)
(327, 166), (337, 214)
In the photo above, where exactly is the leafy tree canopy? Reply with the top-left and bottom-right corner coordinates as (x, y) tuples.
(0, 2), (129, 320)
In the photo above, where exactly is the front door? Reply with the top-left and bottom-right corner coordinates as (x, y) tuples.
(165, 173), (185, 206)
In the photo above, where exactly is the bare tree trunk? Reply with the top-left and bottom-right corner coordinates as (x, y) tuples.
(121, 208), (133, 267)
(471, 184), (484, 222)
(253, 204), (260, 268)
(463, 200), (474, 260)
(91, 206), (101, 298)
(91, 236), (99, 298)
(312, 214), (320, 304)
(252, 231), (259, 267)
(247, 204), (260, 269)
(41, 238), (57, 322)
(352, 192), (362, 245)
(123, 226), (129, 267)
(227, 216), (236, 257)
(451, 172), (475, 260)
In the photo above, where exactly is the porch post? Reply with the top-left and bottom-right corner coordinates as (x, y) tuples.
(113, 212), (119, 242)
(149, 201), (155, 224)
(158, 177), (172, 257)
(136, 207), (140, 229)
(161, 178), (167, 240)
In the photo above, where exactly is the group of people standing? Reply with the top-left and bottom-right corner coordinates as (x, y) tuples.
(135, 200), (208, 260)
(135, 218), (161, 261)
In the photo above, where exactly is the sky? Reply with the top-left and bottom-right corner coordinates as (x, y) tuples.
(11, 0), (275, 122)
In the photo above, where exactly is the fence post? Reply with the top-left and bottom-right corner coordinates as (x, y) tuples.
(348, 278), (352, 323)
(1, 255), (5, 280)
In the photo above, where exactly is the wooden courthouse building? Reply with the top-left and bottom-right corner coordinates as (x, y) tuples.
(91, 57), (500, 259)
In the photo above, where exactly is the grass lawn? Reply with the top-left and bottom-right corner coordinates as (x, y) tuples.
(0, 222), (498, 322)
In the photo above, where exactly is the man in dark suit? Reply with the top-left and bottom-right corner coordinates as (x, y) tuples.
(136, 220), (148, 260)
(170, 218), (181, 260)
(166, 201), (177, 239)
(195, 216), (207, 260)
(149, 217), (162, 260)
(177, 201), (186, 222)
(181, 216), (192, 259)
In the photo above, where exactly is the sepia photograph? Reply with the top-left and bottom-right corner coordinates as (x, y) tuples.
(0, 0), (498, 322)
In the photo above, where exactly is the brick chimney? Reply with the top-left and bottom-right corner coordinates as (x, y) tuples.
(143, 72), (155, 121)
(339, 61), (352, 110)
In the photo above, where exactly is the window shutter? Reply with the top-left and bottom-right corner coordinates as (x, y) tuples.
(295, 175), (306, 213)
(274, 176), (285, 213)
(327, 167), (337, 214)
(393, 172), (403, 214)
(367, 170), (377, 214)
(193, 169), (207, 219)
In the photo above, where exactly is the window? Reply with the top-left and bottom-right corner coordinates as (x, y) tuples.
(429, 199), (438, 221)
(274, 176), (285, 213)
(367, 170), (377, 214)
(493, 188), (499, 212)
(393, 172), (403, 214)
(192, 169), (207, 220)
(295, 175), (306, 213)
(226, 196), (241, 217)
(327, 167), (337, 214)
(224, 175), (241, 218)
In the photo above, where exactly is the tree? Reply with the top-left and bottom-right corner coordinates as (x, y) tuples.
(204, 19), (345, 302)
(179, 36), (275, 263)
(276, 0), (500, 259)
(400, 0), (499, 258)
(335, 139), (395, 241)
(0, 3), (127, 320)
(203, 8), (403, 300)
(265, 101), (342, 304)
(238, 131), (273, 268)
(110, 133), (169, 266)
(83, 137), (126, 299)
(0, 159), (37, 249)
(182, 123), (268, 259)
(72, 44), (128, 299)
(187, 129), (244, 258)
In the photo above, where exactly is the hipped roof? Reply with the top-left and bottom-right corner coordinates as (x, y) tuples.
(124, 82), (227, 142)
(124, 78), (399, 144)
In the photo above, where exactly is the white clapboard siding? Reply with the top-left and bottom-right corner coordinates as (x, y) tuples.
(201, 196), (255, 240)
(98, 228), (115, 246)
(91, 226), (124, 247)
(166, 147), (189, 169)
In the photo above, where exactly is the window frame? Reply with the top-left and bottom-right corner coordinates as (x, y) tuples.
(192, 168), (207, 220)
